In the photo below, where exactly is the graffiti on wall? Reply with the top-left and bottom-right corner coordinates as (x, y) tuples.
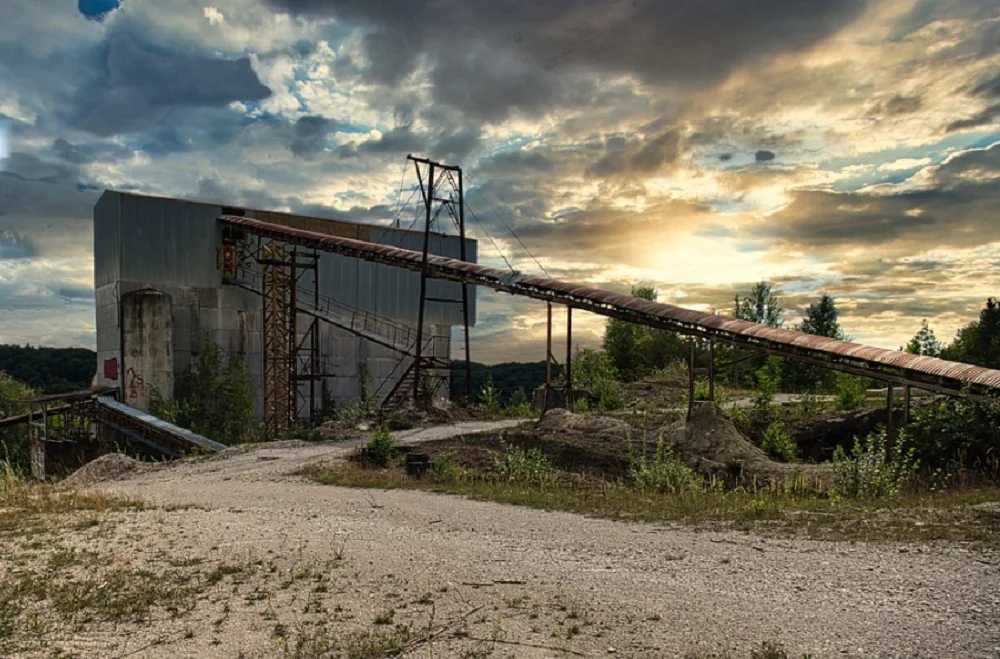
(125, 367), (145, 402)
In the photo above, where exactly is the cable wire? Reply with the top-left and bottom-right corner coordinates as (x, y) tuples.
(465, 203), (514, 272)
(465, 174), (549, 277)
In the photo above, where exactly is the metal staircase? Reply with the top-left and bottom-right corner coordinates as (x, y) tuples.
(225, 269), (448, 412)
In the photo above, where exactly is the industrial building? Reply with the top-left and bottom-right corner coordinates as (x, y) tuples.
(93, 190), (477, 425)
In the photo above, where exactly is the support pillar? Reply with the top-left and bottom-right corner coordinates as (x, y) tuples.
(708, 339), (716, 402)
(903, 385), (911, 427)
(687, 339), (696, 422)
(886, 381), (895, 443)
(565, 307), (573, 411)
(413, 159), (435, 405)
(543, 302), (553, 414)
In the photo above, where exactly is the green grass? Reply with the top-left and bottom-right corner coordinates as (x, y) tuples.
(299, 463), (1000, 546)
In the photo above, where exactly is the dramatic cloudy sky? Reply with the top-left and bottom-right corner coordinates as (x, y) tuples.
(1, 0), (999, 363)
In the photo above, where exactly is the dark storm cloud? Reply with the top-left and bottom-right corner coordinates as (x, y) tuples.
(290, 115), (341, 159)
(75, 34), (272, 136)
(752, 142), (1000, 249)
(265, 0), (869, 121)
(945, 69), (1000, 132)
(586, 131), (681, 178)
(884, 95), (923, 115)
(51, 137), (132, 165)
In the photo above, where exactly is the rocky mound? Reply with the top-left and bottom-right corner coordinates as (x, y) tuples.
(64, 453), (150, 486)
(535, 408), (632, 437)
(657, 402), (832, 487)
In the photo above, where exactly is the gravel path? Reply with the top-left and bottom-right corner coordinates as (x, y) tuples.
(82, 422), (1000, 659)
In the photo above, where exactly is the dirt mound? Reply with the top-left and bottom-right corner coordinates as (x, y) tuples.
(658, 402), (832, 487)
(535, 408), (632, 436)
(64, 453), (151, 486)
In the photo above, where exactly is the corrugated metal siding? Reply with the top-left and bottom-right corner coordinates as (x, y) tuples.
(370, 227), (477, 325)
(118, 193), (222, 287)
(93, 191), (121, 289)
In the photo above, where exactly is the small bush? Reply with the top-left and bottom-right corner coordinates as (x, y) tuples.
(795, 391), (826, 419)
(365, 426), (396, 468)
(834, 373), (867, 411)
(494, 438), (554, 486)
(753, 358), (781, 418)
(694, 380), (731, 405)
(429, 457), (463, 483)
(726, 404), (751, 432)
(385, 416), (414, 431)
(832, 429), (917, 499)
(479, 375), (501, 415)
(502, 401), (535, 418)
(762, 421), (796, 462)
(629, 435), (702, 494)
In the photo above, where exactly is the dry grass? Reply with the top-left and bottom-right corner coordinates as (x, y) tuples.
(300, 462), (1000, 547)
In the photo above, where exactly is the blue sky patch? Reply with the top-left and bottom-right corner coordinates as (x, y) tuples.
(78, 0), (120, 21)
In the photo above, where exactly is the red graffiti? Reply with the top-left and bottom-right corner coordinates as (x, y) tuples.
(103, 358), (119, 381)
(125, 367), (145, 401)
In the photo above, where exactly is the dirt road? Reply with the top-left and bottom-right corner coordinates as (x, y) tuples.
(71, 422), (1000, 658)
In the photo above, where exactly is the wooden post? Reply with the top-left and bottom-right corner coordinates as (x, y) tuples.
(687, 339), (695, 422)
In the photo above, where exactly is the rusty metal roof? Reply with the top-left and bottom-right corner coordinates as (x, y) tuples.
(220, 215), (1000, 398)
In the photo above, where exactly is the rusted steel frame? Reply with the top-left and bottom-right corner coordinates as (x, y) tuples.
(709, 339), (716, 402)
(903, 385), (911, 426)
(566, 307), (573, 411)
(218, 216), (1000, 399)
(687, 339), (696, 422)
(457, 167), (474, 404)
(886, 382), (895, 443)
(413, 160), (435, 404)
(543, 302), (553, 414)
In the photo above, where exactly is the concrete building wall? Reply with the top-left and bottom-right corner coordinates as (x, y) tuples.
(121, 289), (174, 411)
(93, 190), (476, 421)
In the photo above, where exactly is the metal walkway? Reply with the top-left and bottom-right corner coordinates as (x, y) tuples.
(220, 215), (1000, 400)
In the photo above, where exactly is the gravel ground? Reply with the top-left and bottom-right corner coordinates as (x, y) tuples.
(60, 421), (1000, 658)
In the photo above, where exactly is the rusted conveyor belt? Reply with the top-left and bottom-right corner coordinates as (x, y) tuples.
(93, 396), (227, 458)
(220, 215), (1000, 400)
(0, 394), (226, 458)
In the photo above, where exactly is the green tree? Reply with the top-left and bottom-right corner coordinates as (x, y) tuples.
(0, 373), (35, 473)
(798, 293), (844, 339)
(733, 281), (783, 327)
(784, 293), (846, 391)
(602, 286), (686, 380)
(567, 347), (623, 411)
(905, 319), (941, 357)
(942, 297), (1000, 368)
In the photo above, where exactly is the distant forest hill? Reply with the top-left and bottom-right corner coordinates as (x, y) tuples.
(0, 345), (97, 394)
(449, 360), (549, 403)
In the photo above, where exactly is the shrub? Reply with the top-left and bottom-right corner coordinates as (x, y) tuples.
(726, 403), (751, 433)
(762, 421), (796, 462)
(834, 373), (867, 411)
(494, 438), (554, 486)
(365, 425), (396, 468)
(629, 435), (702, 494)
(479, 375), (501, 415)
(832, 429), (917, 499)
(385, 416), (414, 431)
(753, 358), (781, 418)
(904, 396), (1000, 472)
(429, 457), (463, 483)
(694, 379), (730, 405)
